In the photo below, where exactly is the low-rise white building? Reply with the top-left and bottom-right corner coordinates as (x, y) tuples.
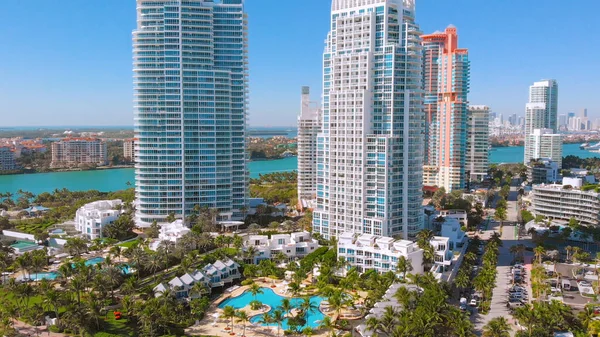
(438, 209), (468, 225)
(75, 200), (123, 239)
(528, 158), (559, 184)
(439, 217), (467, 250)
(154, 258), (240, 299)
(532, 179), (600, 226)
(337, 232), (424, 275)
(337, 232), (455, 277)
(149, 219), (190, 250)
(243, 231), (319, 264)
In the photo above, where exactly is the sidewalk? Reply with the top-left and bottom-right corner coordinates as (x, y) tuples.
(12, 319), (67, 337)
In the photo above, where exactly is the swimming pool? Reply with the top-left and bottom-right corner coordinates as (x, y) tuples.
(218, 287), (324, 329)
(30, 272), (59, 281)
(85, 257), (105, 266)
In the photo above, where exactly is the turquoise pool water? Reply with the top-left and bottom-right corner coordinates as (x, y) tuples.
(219, 287), (324, 329)
(30, 272), (59, 281)
(85, 257), (105, 266)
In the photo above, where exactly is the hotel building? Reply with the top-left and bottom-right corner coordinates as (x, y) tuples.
(133, 0), (249, 227)
(466, 105), (490, 183)
(313, 0), (424, 240)
(242, 231), (320, 264)
(50, 138), (107, 168)
(422, 26), (470, 191)
(297, 86), (321, 201)
(75, 200), (123, 240)
(524, 80), (562, 167)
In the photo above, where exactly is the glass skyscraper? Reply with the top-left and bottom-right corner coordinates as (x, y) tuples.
(312, 0), (424, 240)
(133, 0), (248, 227)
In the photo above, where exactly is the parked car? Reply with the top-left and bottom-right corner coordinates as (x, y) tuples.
(579, 280), (592, 287)
(507, 300), (525, 308)
(459, 297), (467, 311)
(469, 298), (478, 307)
(550, 287), (561, 293)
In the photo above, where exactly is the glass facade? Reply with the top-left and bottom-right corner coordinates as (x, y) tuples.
(313, 0), (424, 240)
(133, 0), (248, 226)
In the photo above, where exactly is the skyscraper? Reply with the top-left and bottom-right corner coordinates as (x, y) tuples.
(297, 86), (321, 202)
(466, 106), (490, 183)
(313, 0), (424, 240)
(524, 80), (562, 166)
(133, 0), (249, 227)
(422, 26), (470, 191)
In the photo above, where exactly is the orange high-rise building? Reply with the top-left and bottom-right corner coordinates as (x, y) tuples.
(422, 26), (470, 191)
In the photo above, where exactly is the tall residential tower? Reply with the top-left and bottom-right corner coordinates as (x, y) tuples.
(133, 0), (249, 227)
(524, 80), (561, 167)
(466, 105), (490, 183)
(312, 0), (424, 240)
(297, 86), (321, 202)
(422, 26), (470, 191)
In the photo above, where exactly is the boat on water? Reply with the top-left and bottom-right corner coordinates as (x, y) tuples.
(584, 142), (600, 150)
(580, 142), (589, 149)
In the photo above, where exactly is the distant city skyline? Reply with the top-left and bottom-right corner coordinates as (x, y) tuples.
(1, 0), (599, 126)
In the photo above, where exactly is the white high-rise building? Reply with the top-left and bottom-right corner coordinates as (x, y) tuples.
(297, 86), (321, 201)
(133, 0), (249, 227)
(313, 0), (424, 240)
(466, 105), (490, 183)
(524, 80), (561, 167)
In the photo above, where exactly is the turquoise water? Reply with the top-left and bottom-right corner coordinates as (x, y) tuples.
(30, 272), (59, 281)
(85, 257), (105, 266)
(1, 143), (597, 196)
(0, 157), (298, 195)
(219, 287), (324, 329)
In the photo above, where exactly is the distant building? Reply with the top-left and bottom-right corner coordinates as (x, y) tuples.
(297, 86), (321, 201)
(51, 138), (107, 168)
(0, 146), (18, 171)
(466, 105), (490, 183)
(525, 129), (563, 168)
(242, 231), (320, 264)
(123, 139), (135, 161)
(532, 179), (600, 226)
(527, 158), (559, 184)
(75, 200), (123, 239)
(524, 80), (561, 167)
(422, 26), (470, 191)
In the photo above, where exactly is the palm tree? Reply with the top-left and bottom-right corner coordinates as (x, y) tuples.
(299, 297), (317, 322)
(565, 245), (573, 262)
(279, 298), (293, 317)
(416, 229), (434, 245)
(236, 310), (250, 337)
(482, 317), (510, 337)
(318, 316), (335, 337)
(222, 305), (237, 333)
(395, 256), (412, 280)
(189, 282), (209, 298)
(271, 309), (285, 337)
(513, 305), (536, 337)
(258, 312), (272, 326)
(302, 327), (314, 337)
(533, 246), (545, 264)
(109, 245), (122, 263)
(249, 282), (264, 300)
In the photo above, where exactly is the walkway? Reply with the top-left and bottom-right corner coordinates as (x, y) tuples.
(12, 319), (67, 337)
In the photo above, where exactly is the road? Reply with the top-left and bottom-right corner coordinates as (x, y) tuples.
(474, 179), (521, 336)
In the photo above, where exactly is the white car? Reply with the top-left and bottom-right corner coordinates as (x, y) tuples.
(579, 281), (592, 287)
(469, 299), (478, 307)
(550, 287), (561, 293)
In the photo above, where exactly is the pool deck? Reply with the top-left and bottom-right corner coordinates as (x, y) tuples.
(186, 277), (365, 337)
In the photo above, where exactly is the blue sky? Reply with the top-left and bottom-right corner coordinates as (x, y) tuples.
(0, 0), (598, 127)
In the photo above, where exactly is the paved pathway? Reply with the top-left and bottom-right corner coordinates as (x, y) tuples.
(12, 319), (67, 337)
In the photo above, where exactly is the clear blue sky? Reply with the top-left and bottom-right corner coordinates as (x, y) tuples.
(0, 0), (598, 127)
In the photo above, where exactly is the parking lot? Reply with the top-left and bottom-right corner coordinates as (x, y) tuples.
(552, 263), (598, 307)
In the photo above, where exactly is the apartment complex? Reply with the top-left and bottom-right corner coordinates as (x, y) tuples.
(133, 0), (249, 227)
(154, 258), (240, 299)
(123, 138), (135, 161)
(51, 138), (107, 168)
(466, 105), (489, 183)
(532, 179), (600, 226)
(528, 158), (559, 184)
(422, 26), (470, 191)
(75, 200), (123, 240)
(524, 80), (562, 167)
(525, 129), (562, 168)
(337, 232), (453, 275)
(313, 0), (424, 240)
(297, 86), (321, 201)
(0, 147), (18, 171)
(242, 231), (320, 264)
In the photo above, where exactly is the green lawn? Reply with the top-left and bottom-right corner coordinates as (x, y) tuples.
(118, 238), (141, 248)
(95, 315), (136, 337)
